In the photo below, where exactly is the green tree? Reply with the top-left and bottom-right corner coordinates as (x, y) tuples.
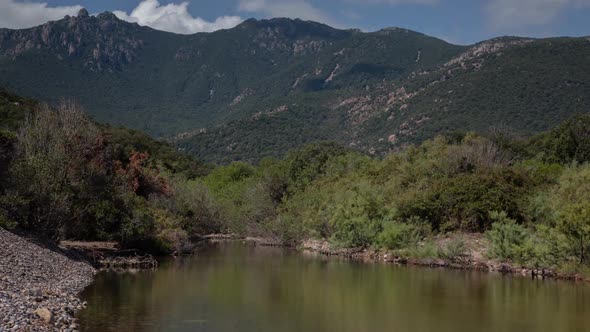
(4, 102), (104, 240)
(552, 165), (590, 263)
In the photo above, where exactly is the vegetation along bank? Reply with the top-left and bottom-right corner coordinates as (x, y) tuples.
(1, 88), (590, 329)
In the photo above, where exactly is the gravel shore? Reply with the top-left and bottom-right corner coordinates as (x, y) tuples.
(0, 228), (96, 331)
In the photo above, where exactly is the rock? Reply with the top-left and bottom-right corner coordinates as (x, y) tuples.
(28, 288), (43, 297)
(0, 228), (95, 331)
(78, 8), (89, 18)
(35, 308), (54, 324)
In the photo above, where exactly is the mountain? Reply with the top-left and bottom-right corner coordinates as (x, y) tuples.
(1, 9), (589, 163)
(175, 36), (590, 163)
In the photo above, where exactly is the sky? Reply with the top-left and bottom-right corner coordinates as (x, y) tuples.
(0, 0), (589, 44)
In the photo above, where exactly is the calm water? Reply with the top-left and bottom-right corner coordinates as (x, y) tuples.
(78, 242), (590, 332)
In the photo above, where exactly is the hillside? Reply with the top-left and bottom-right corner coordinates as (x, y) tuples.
(176, 37), (590, 163)
(0, 86), (209, 179)
(0, 10), (462, 137)
(1, 10), (589, 163)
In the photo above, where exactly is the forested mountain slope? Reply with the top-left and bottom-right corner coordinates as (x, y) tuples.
(1, 9), (589, 163)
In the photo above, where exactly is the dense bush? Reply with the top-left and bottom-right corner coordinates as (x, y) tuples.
(530, 114), (590, 164)
(486, 211), (530, 262)
(0, 102), (215, 253)
(327, 180), (388, 248)
(377, 221), (430, 250)
(550, 164), (590, 264)
(2, 101), (590, 272)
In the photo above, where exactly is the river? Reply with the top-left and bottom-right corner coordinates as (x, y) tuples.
(78, 242), (590, 332)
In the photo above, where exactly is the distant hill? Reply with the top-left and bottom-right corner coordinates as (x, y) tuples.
(1, 9), (589, 163)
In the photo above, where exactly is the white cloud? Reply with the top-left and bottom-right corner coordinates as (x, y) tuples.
(113, 0), (243, 34)
(238, 0), (341, 27)
(346, 0), (437, 4)
(0, 0), (82, 29)
(486, 0), (590, 31)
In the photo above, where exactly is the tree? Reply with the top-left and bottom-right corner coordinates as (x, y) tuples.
(6, 101), (104, 240)
(552, 164), (590, 263)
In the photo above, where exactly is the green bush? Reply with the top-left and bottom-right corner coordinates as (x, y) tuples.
(376, 221), (430, 250)
(437, 238), (468, 261)
(529, 114), (590, 164)
(520, 225), (569, 268)
(328, 180), (389, 248)
(486, 211), (529, 262)
(550, 164), (590, 264)
(283, 142), (349, 194)
(398, 169), (531, 232)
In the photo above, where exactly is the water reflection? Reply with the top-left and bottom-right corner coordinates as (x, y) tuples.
(79, 242), (590, 332)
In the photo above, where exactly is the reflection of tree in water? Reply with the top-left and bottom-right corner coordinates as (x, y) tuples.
(79, 242), (590, 332)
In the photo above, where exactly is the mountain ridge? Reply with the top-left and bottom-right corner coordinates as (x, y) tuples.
(0, 11), (589, 163)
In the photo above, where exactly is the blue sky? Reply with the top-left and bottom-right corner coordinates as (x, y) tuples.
(0, 0), (589, 44)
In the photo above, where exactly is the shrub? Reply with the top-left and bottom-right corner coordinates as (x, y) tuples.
(157, 228), (191, 254)
(437, 238), (468, 261)
(268, 214), (307, 246)
(0, 214), (16, 230)
(404, 240), (438, 259)
(520, 225), (569, 268)
(283, 142), (349, 193)
(376, 221), (430, 250)
(530, 114), (590, 164)
(328, 180), (388, 248)
(445, 134), (515, 173)
(486, 211), (529, 262)
(7, 102), (104, 241)
(164, 178), (222, 236)
(398, 168), (531, 232)
(550, 164), (590, 264)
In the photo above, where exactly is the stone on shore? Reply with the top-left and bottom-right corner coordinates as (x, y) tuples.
(35, 308), (54, 324)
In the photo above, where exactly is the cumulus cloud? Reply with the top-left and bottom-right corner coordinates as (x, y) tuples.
(0, 0), (82, 29)
(238, 0), (341, 27)
(113, 0), (243, 34)
(486, 0), (590, 31)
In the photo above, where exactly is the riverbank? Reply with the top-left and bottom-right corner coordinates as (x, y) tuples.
(206, 233), (590, 282)
(298, 233), (590, 282)
(0, 228), (95, 331)
(1, 230), (587, 331)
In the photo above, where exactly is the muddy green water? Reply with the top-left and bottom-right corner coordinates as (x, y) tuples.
(78, 242), (590, 332)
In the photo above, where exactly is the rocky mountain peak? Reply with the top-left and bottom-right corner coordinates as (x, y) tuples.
(0, 11), (143, 71)
(77, 8), (89, 18)
(96, 12), (119, 21)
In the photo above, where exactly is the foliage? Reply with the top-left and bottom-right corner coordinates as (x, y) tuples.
(0, 15), (463, 139)
(437, 237), (468, 261)
(104, 124), (211, 178)
(529, 114), (590, 164)
(376, 221), (430, 250)
(4, 15), (590, 164)
(550, 164), (590, 264)
(283, 142), (350, 194)
(486, 211), (571, 267)
(4, 102), (105, 240)
(486, 212), (530, 262)
(1, 91), (590, 274)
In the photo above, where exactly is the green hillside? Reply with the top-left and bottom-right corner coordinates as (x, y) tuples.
(0, 12), (463, 137)
(176, 37), (590, 163)
(1, 11), (589, 163)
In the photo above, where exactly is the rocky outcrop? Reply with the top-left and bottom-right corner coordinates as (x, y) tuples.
(444, 37), (533, 69)
(0, 9), (144, 71)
